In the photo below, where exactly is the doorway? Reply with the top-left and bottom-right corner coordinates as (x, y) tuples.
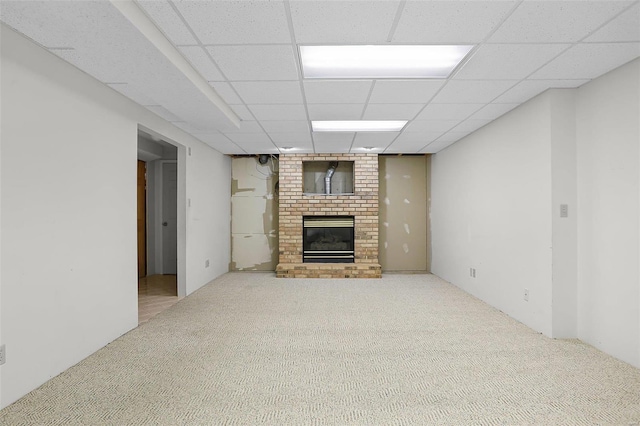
(137, 131), (181, 324)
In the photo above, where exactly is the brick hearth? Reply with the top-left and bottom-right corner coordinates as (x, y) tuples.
(276, 153), (381, 278)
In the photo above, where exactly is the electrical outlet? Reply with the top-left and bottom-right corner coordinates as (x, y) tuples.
(205, 259), (210, 268)
(524, 289), (529, 302)
(0, 344), (6, 365)
(469, 267), (476, 278)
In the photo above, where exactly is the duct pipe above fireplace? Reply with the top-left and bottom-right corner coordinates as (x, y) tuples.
(325, 162), (338, 194)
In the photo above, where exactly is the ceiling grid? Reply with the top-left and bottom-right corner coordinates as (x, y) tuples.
(0, 0), (638, 154)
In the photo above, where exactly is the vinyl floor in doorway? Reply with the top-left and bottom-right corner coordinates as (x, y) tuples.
(138, 274), (181, 324)
(2, 273), (640, 425)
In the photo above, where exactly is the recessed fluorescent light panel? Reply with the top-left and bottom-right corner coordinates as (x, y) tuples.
(300, 45), (474, 79)
(312, 120), (407, 132)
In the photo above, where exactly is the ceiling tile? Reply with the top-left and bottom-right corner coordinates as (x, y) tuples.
(455, 44), (570, 80)
(222, 121), (264, 134)
(146, 105), (182, 122)
(530, 43), (640, 80)
(224, 133), (272, 144)
(420, 139), (458, 154)
(451, 119), (492, 133)
(173, 0), (291, 44)
(268, 133), (313, 145)
(363, 104), (424, 120)
(493, 79), (589, 104)
(193, 133), (246, 154)
(489, 1), (632, 43)
(307, 104), (365, 120)
(137, 1), (197, 45)
(303, 81), (373, 104)
(208, 82), (242, 104)
(234, 142), (281, 154)
(290, 0), (400, 43)
(107, 83), (158, 106)
(393, 1), (516, 43)
(414, 103), (484, 121)
(232, 82), (303, 104)
(229, 105), (255, 121)
(178, 46), (224, 81)
(207, 45), (299, 81)
(352, 132), (400, 149)
(404, 120), (461, 133)
(249, 104), (308, 121)
(584, 3), (640, 42)
(384, 132), (443, 153)
(470, 103), (519, 120)
(261, 121), (310, 133)
(434, 131), (473, 143)
(431, 80), (517, 104)
(312, 132), (354, 153)
(368, 81), (445, 104)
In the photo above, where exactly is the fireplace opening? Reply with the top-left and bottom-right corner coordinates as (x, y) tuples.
(303, 216), (354, 263)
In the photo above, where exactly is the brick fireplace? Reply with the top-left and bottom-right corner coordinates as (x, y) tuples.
(276, 153), (382, 278)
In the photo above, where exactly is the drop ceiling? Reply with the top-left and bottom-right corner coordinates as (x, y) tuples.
(1, 0), (639, 155)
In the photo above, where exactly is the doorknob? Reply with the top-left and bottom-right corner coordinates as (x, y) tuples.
(162, 221), (168, 226)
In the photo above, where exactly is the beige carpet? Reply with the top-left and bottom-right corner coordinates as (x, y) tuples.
(2, 273), (640, 425)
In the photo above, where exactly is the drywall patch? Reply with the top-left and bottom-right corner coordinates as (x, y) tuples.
(404, 198), (410, 204)
(403, 243), (409, 253)
(384, 197), (390, 205)
(404, 223), (410, 234)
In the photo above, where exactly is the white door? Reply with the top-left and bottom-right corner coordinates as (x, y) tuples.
(162, 162), (178, 274)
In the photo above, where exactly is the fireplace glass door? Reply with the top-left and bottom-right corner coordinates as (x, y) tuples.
(303, 216), (354, 263)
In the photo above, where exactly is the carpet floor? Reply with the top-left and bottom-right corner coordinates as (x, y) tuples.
(1, 273), (639, 425)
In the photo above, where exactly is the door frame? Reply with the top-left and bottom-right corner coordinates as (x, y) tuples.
(139, 125), (187, 297)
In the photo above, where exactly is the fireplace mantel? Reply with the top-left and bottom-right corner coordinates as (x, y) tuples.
(276, 154), (382, 278)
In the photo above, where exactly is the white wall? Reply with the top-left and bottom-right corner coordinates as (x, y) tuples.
(431, 58), (640, 368)
(431, 93), (554, 336)
(0, 25), (231, 407)
(576, 59), (639, 367)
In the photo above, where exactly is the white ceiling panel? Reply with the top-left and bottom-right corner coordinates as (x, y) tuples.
(352, 132), (400, 148)
(268, 133), (313, 145)
(107, 83), (158, 106)
(261, 121), (310, 133)
(233, 82), (303, 104)
(221, 121), (264, 134)
(489, 1), (632, 43)
(421, 139), (458, 154)
(368, 81), (445, 104)
(172, 121), (206, 134)
(363, 104), (424, 120)
(531, 43), (640, 80)
(206, 82), (241, 105)
(249, 104), (308, 121)
(404, 120), (461, 133)
(290, 0), (399, 43)
(393, 1), (516, 43)
(207, 45), (299, 81)
(146, 105), (182, 122)
(307, 104), (365, 120)
(234, 142), (281, 154)
(493, 79), (589, 104)
(432, 80), (517, 104)
(137, 1), (197, 45)
(455, 44), (570, 80)
(229, 105), (255, 121)
(470, 103), (519, 120)
(193, 133), (246, 154)
(303, 81), (373, 104)
(584, 3), (640, 42)
(415, 104), (484, 121)
(178, 46), (224, 81)
(385, 132), (444, 152)
(173, 0), (291, 44)
(433, 131), (473, 144)
(451, 119), (492, 133)
(312, 132), (355, 153)
(225, 133), (272, 145)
